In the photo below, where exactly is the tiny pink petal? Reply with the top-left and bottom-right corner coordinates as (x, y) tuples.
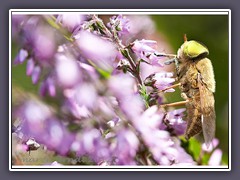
(208, 149), (222, 166)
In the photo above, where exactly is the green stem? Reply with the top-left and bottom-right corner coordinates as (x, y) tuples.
(92, 15), (144, 87)
(43, 15), (74, 42)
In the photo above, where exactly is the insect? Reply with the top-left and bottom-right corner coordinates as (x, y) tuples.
(161, 35), (216, 147)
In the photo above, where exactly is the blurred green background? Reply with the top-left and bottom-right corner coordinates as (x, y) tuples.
(152, 15), (229, 163)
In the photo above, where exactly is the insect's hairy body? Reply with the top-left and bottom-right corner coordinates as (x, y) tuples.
(176, 41), (216, 146)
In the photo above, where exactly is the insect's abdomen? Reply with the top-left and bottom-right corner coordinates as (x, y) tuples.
(185, 95), (202, 139)
(178, 64), (203, 139)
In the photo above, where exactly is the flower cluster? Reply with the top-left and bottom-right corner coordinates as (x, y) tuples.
(12, 14), (223, 166)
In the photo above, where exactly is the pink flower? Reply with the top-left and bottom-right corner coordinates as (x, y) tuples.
(57, 14), (86, 32)
(26, 58), (35, 76)
(75, 30), (118, 71)
(14, 49), (28, 64)
(208, 149), (223, 166)
(55, 53), (81, 88)
(132, 39), (164, 66)
(154, 72), (175, 91)
(31, 66), (41, 84)
(108, 15), (130, 36)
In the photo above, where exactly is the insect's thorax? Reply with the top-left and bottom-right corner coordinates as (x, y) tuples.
(176, 60), (200, 99)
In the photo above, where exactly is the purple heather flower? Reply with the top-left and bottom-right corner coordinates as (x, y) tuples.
(40, 77), (56, 97)
(208, 149), (222, 166)
(107, 117), (121, 128)
(148, 54), (164, 67)
(153, 135), (195, 165)
(81, 128), (102, 153)
(31, 66), (41, 84)
(77, 61), (99, 80)
(117, 15), (156, 46)
(40, 81), (48, 96)
(113, 128), (139, 165)
(74, 83), (98, 110)
(108, 74), (136, 97)
(202, 138), (219, 152)
(140, 63), (165, 81)
(20, 101), (52, 139)
(131, 39), (165, 67)
(133, 105), (163, 133)
(131, 106), (194, 165)
(127, 15), (155, 36)
(57, 14), (86, 33)
(153, 72), (175, 92)
(55, 53), (81, 88)
(14, 49), (28, 64)
(16, 16), (40, 48)
(74, 30), (118, 70)
(114, 52), (130, 70)
(171, 139), (196, 166)
(98, 97), (118, 118)
(161, 108), (187, 136)
(132, 39), (157, 54)
(32, 26), (56, 62)
(70, 137), (82, 152)
(17, 100), (76, 155)
(62, 98), (92, 119)
(108, 15), (130, 36)
(121, 94), (144, 120)
(62, 82), (98, 115)
(133, 114), (167, 164)
(108, 74), (144, 119)
(13, 16), (56, 64)
(26, 58), (35, 76)
(72, 129), (110, 163)
(43, 118), (75, 155)
(17, 101), (73, 154)
(47, 78), (56, 97)
(12, 15), (28, 38)
(52, 123), (74, 155)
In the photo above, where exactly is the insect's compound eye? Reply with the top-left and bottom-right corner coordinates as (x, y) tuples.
(183, 40), (209, 60)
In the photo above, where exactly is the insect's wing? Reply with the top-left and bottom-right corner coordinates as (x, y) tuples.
(198, 73), (216, 147)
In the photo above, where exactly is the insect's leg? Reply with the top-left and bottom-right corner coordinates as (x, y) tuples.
(154, 53), (176, 58)
(159, 100), (189, 108)
(159, 83), (181, 92)
(181, 93), (188, 100)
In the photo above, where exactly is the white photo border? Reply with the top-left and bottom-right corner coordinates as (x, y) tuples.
(9, 9), (231, 171)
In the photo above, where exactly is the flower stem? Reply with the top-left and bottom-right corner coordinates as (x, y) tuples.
(92, 15), (143, 86)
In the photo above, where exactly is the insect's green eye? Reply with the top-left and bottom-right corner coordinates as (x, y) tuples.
(183, 40), (209, 59)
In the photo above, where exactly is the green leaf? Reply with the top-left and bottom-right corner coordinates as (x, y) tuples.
(98, 68), (111, 79)
(67, 123), (82, 132)
(45, 16), (60, 29)
(120, 49), (129, 59)
(96, 21), (105, 31)
(139, 84), (150, 108)
(188, 138), (201, 160)
(140, 58), (151, 65)
(87, 59), (111, 79)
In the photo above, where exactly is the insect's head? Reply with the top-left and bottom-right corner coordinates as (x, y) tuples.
(178, 39), (209, 62)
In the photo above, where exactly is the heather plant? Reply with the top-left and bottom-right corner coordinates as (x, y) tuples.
(11, 14), (223, 166)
